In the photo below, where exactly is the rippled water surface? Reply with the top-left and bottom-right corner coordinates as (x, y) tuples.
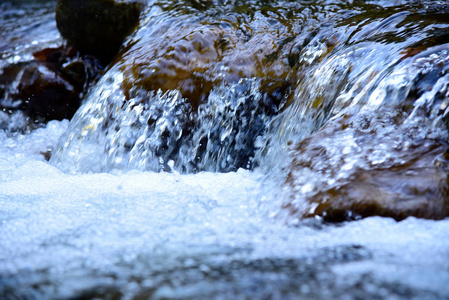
(0, 0), (60, 67)
(1, 0), (449, 299)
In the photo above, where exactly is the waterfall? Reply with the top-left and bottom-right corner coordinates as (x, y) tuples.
(1, 1), (449, 298)
(47, 0), (449, 220)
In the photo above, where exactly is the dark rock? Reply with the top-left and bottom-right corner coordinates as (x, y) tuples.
(0, 111), (9, 130)
(32, 45), (76, 65)
(60, 60), (87, 90)
(0, 44), (104, 127)
(0, 64), (24, 105)
(56, 0), (142, 66)
(14, 63), (80, 121)
(300, 144), (448, 222)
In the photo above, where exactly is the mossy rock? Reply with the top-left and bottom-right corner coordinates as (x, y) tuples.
(56, 0), (142, 65)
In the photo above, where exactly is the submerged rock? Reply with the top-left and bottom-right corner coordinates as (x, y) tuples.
(276, 42), (449, 222)
(283, 118), (449, 222)
(56, 0), (142, 66)
(49, 0), (449, 224)
(118, 1), (303, 110)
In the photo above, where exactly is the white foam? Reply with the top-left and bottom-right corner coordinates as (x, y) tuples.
(1, 121), (449, 298)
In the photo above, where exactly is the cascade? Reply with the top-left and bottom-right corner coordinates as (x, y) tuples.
(1, 1), (449, 298)
(48, 0), (449, 220)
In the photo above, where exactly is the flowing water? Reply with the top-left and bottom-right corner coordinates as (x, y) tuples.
(1, 0), (449, 299)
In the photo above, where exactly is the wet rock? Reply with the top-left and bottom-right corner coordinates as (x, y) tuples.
(116, 1), (313, 110)
(270, 12), (449, 222)
(56, 0), (142, 66)
(120, 20), (295, 110)
(31, 46), (99, 94)
(0, 64), (24, 107)
(32, 45), (76, 65)
(112, 3), (307, 170)
(14, 62), (80, 121)
(0, 45), (104, 127)
(60, 60), (87, 91)
(49, 1), (449, 174)
(282, 114), (449, 222)
(49, 2), (307, 172)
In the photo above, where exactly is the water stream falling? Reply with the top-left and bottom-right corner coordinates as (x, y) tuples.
(1, 0), (449, 299)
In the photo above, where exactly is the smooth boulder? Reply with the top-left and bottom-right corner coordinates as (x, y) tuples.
(56, 0), (142, 65)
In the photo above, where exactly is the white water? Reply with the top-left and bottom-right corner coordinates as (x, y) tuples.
(1, 0), (449, 298)
(1, 121), (449, 299)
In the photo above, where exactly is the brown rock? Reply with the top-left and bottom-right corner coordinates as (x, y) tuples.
(117, 4), (305, 111)
(15, 63), (80, 121)
(282, 116), (449, 222)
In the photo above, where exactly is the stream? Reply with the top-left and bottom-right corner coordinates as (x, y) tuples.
(1, 0), (449, 299)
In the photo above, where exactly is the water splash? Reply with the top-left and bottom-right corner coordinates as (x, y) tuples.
(50, 69), (272, 173)
(49, 2), (449, 222)
(259, 40), (449, 221)
(2, 1), (449, 299)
